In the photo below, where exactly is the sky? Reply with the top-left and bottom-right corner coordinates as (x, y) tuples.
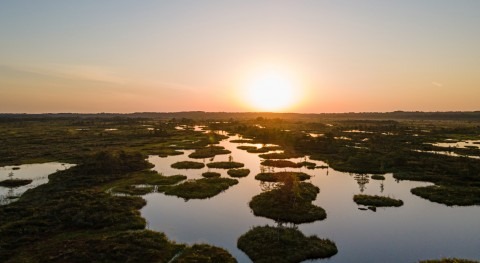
(1, 0), (479, 113)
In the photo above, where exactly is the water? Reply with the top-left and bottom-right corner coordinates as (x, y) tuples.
(141, 134), (480, 262)
(0, 162), (74, 205)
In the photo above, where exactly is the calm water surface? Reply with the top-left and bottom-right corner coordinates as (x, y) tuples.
(0, 162), (74, 205)
(141, 134), (480, 262)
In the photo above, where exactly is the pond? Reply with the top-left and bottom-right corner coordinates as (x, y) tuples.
(0, 162), (74, 205)
(141, 133), (480, 263)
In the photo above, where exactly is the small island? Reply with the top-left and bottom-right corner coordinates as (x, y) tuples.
(353, 194), (403, 207)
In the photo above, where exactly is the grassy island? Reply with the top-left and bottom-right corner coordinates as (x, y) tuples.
(371, 175), (386, 180)
(164, 178), (238, 200)
(419, 258), (480, 263)
(249, 181), (326, 223)
(237, 226), (337, 263)
(188, 146), (231, 159)
(202, 172), (221, 178)
(411, 185), (480, 206)
(206, 161), (244, 169)
(353, 194), (403, 207)
(171, 161), (205, 169)
(259, 152), (304, 159)
(260, 159), (302, 168)
(0, 179), (33, 187)
(227, 168), (250, 178)
(255, 172), (311, 182)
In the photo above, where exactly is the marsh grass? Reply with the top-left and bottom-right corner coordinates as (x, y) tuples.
(419, 258), (480, 263)
(259, 152), (304, 159)
(371, 175), (385, 180)
(173, 244), (237, 263)
(206, 161), (244, 169)
(237, 226), (337, 263)
(255, 172), (311, 182)
(0, 179), (33, 187)
(164, 178), (238, 200)
(202, 172), (221, 178)
(171, 161), (205, 169)
(260, 160), (302, 168)
(188, 146), (231, 159)
(227, 169), (250, 178)
(249, 182), (326, 223)
(411, 185), (480, 206)
(353, 194), (403, 207)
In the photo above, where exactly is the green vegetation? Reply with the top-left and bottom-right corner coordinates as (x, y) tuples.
(230, 139), (253, 143)
(260, 159), (302, 168)
(188, 146), (231, 159)
(411, 185), (480, 206)
(419, 258), (480, 263)
(0, 179), (32, 187)
(202, 171), (221, 178)
(371, 175), (385, 180)
(227, 168), (250, 178)
(0, 151), (235, 262)
(237, 226), (338, 263)
(164, 178), (238, 200)
(174, 244), (237, 263)
(104, 170), (187, 195)
(206, 161), (244, 169)
(249, 181), (326, 223)
(237, 145), (283, 153)
(255, 172), (311, 182)
(171, 161), (205, 169)
(353, 194), (404, 207)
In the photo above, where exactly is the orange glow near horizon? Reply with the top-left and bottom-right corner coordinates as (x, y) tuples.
(241, 67), (303, 112)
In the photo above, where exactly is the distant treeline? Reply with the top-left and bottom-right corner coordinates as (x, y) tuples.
(1, 111), (480, 121)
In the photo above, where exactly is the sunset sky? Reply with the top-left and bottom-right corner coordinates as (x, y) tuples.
(1, 1), (479, 113)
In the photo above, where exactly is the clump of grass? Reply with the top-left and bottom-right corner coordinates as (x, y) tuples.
(112, 185), (155, 195)
(173, 244), (237, 263)
(247, 146), (282, 153)
(411, 185), (480, 206)
(188, 146), (231, 159)
(260, 160), (302, 168)
(164, 178), (238, 200)
(371, 175), (385, 180)
(206, 161), (244, 169)
(419, 258), (480, 263)
(171, 161), (205, 169)
(298, 161), (317, 169)
(0, 179), (33, 187)
(202, 172), (221, 178)
(154, 149), (184, 157)
(259, 152), (303, 159)
(255, 172), (311, 182)
(249, 182), (326, 223)
(353, 194), (403, 207)
(230, 139), (253, 143)
(227, 169), (250, 178)
(237, 226), (338, 262)
(237, 146), (257, 151)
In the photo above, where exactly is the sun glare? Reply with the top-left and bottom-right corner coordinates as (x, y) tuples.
(245, 69), (299, 112)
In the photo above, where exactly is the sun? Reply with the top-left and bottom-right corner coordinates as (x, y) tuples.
(244, 69), (299, 111)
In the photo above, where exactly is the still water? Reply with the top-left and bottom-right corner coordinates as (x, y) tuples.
(0, 162), (74, 205)
(142, 134), (480, 262)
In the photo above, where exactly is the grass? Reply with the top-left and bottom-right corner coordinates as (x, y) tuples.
(260, 160), (302, 168)
(202, 172), (221, 178)
(411, 185), (480, 206)
(164, 178), (238, 200)
(0, 151), (236, 262)
(259, 152), (303, 159)
(237, 226), (337, 263)
(188, 146), (231, 159)
(227, 168), (250, 178)
(230, 139), (253, 143)
(255, 172), (311, 182)
(171, 161), (205, 169)
(173, 244), (237, 263)
(237, 145), (283, 153)
(249, 182), (326, 224)
(112, 185), (155, 195)
(206, 161), (244, 169)
(371, 175), (386, 180)
(353, 194), (404, 207)
(0, 179), (33, 187)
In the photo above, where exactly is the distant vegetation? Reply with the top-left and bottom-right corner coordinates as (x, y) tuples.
(371, 175), (385, 180)
(164, 178), (238, 200)
(419, 258), (480, 263)
(188, 146), (231, 159)
(0, 179), (32, 187)
(260, 159), (302, 168)
(237, 226), (337, 262)
(255, 172), (311, 182)
(411, 185), (480, 206)
(202, 171), (221, 178)
(353, 194), (403, 207)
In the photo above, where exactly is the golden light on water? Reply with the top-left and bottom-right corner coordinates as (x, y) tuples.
(243, 68), (301, 112)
